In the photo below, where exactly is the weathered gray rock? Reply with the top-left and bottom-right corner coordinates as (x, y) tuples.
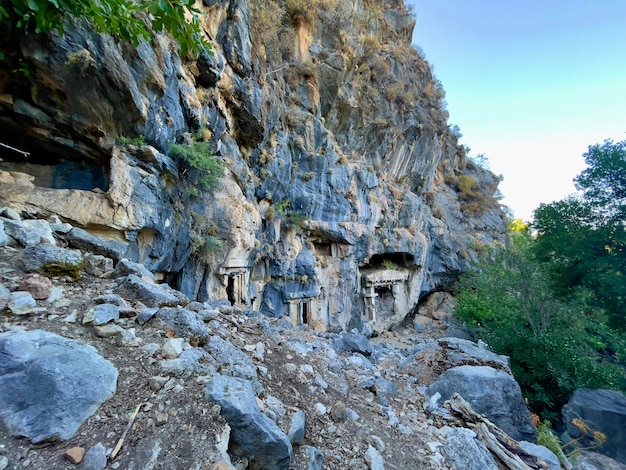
(0, 207), (20, 220)
(0, 220), (8, 246)
(115, 274), (186, 308)
(112, 258), (154, 280)
(83, 253), (114, 277)
(136, 307), (158, 325)
(0, 283), (9, 310)
(438, 427), (499, 470)
(205, 375), (292, 470)
(299, 445), (324, 470)
(571, 450), (626, 470)
(149, 306), (208, 346)
(399, 337), (510, 385)
(365, 444), (385, 470)
(93, 293), (126, 306)
(205, 335), (262, 394)
(0, 330), (118, 442)
(335, 332), (374, 356)
(160, 348), (213, 377)
(2, 218), (55, 246)
(519, 441), (561, 470)
(18, 244), (84, 279)
(161, 337), (185, 359)
(60, 227), (127, 261)
(563, 388), (626, 463)
(7, 291), (37, 315)
(82, 442), (107, 470)
(288, 409), (306, 445)
(373, 377), (398, 396)
(82, 303), (120, 325)
(426, 365), (536, 442)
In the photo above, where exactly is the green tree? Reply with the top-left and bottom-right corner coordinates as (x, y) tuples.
(576, 139), (626, 223)
(0, 0), (210, 57)
(533, 140), (626, 329)
(456, 233), (624, 420)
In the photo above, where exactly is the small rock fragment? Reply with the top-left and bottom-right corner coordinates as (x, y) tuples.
(7, 291), (37, 315)
(64, 446), (85, 464)
(18, 274), (52, 299)
(82, 443), (107, 470)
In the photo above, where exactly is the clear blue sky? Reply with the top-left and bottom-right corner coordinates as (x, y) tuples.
(407, 1), (626, 221)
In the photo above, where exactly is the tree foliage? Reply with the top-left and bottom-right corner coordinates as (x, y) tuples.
(0, 0), (210, 57)
(456, 233), (625, 421)
(575, 139), (626, 222)
(533, 140), (626, 329)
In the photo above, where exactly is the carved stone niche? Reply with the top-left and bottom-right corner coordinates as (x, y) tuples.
(283, 282), (324, 330)
(219, 266), (250, 307)
(361, 268), (410, 323)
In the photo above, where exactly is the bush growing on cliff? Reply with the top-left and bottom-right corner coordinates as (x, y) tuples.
(168, 142), (224, 191)
(0, 0), (210, 57)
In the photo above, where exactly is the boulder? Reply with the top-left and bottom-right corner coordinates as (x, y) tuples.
(563, 388), (626, 463)
(205, 375), (292, 470)
(571, 450), (626, 470)
(2, 218), (55, 246)
(112, 258), (155, 280)
(115, 274), (186, 308)
(18, 244), (84, 279)
(288, 409), (306, 445)
(205, 335), (263, 395)
(399, 337), (510, 385)
(82, 303), (121, 326)
(160, 348), (214, 377)
(150, 306), (209, 346)
(418, 291), (456, 321)
(0, 330), (118, 442)
(335, 332), (374, 356)
(426, 365), (536, 442)
(438, 427), (499, 470)
(82, 443), (107, 470)
(519, 441), (561, 470)
(59, 227), (127, 261)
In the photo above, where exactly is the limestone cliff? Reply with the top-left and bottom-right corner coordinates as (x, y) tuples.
(0, 0), (506, 333)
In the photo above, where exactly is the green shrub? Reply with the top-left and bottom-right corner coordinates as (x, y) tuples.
(198, 236), (223, 256)
(115, 135), (146, 146)
(168, 142), (224, 191)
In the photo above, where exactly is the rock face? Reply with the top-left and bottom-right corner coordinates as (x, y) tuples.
(0, 0), (506, 334)
(0, 330), (118, 442)
(563, 388), (626, 463)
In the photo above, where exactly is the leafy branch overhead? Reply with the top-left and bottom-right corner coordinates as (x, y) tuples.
(0, 0), (211, 57)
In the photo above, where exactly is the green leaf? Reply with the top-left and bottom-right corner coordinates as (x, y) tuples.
(27, 0), (40, 11)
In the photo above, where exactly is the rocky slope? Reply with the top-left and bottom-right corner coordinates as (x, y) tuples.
(0, 0), (506, 335)
(0, 213), (560, 470)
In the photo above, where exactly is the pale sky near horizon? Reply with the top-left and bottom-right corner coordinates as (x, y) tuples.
(407, 1), (626, 221)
